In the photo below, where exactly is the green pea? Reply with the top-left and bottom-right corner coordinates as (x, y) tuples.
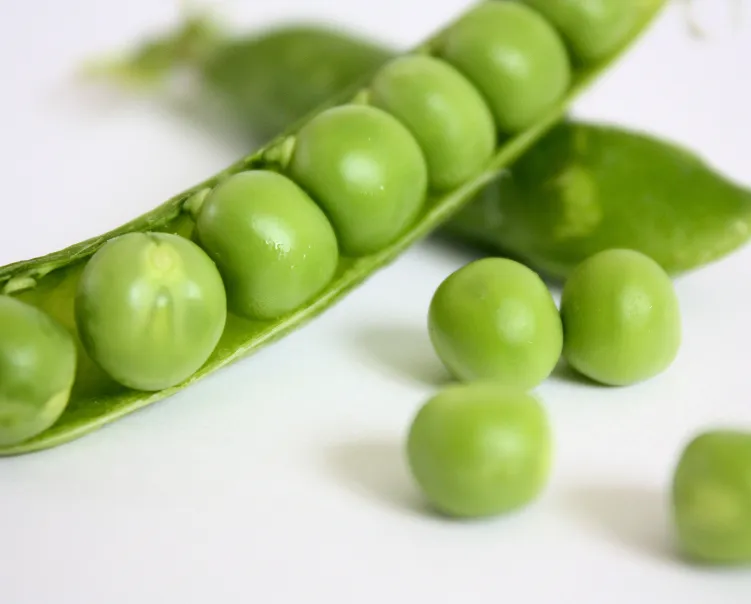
(0, 296), (76, 446)
(287, 104), (428, 256)
(407, 382), (552, 518)
(369, 54), (496, 192)
(194, 170), (338, 320)
(521, 0), (640, 64)
(672, 430), (751, 565)
(428, 258), (563, 390)
(437, 1), (571, 134)
(75, 232), (227, 391)
(560, 248), (681, 386)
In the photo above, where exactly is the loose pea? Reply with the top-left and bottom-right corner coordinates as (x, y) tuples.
(194, 170), (339, 320)
(407, 382), (552, 518)
(287, 104), (428, 256)
(0, 296), (76, 446)
(75, 232), (227, 391)
(428, 257), (563, 390)
(560, 248), (681, 386)
(521, 0), (640, 64)
(369, 54), (496, 192)
(672, 430), (751, 565)
(437, 1), (571, 133)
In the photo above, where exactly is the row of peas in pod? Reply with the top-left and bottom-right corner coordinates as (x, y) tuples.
(0, 0), (592, 446)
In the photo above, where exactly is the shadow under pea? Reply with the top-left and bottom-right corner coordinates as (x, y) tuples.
(349, 323), (452, 387)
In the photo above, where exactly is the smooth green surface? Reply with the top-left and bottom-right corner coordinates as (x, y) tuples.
(437, 1), (571, 133)
(287, 104), (428, 256)
(444, 122), (751, 279)
(0, 296), (77, 446)
(560, 248), (681, 386)
(0, 0), (666, 455)
(428, 258), (562, 390)
(672, 430), (751, 565)
(521, 0), (639, 64)
(407, 382), (552, 518)
(369, 54), (496, 192)
(195, 170), (338, 320)
(75, 232), (227, 391)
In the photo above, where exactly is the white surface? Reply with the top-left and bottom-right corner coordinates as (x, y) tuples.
(1, 1), (751, 602)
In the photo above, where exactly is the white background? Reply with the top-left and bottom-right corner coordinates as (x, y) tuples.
(1, 0), (750, 602)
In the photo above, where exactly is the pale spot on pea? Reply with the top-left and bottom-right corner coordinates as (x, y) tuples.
(342, 154), (382, 190)
(483, 428), (529, 480)
(619, 287), (653, 325)
(252, 215), (293, 256)
(495, 298), (535, 344)
(494, 48), (529, 79)
(154, 292), (170, 309)
(143, 244), (186, 287)
(8, 344), (37, 373)
(731, 220), (749, 238)
(682, 483), (744, 533)
(148, 242), (178, 274)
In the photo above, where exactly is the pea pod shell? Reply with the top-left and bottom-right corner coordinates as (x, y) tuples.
(443, 122), (751, 279)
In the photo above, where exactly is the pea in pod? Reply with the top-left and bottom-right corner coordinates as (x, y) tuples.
(0, 296), (77, 446)
(0, 0), (666, 455)
(90, 5), (751, 279)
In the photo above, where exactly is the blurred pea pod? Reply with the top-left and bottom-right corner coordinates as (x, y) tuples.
(445, 122), (751, 278)
(84, 16), (393, 143)
(87, 12), (751, 279)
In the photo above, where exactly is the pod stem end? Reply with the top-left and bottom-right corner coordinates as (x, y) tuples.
(263, 136), (297, 170)
(78, 12), (225, 89)
(183, 187), (212, 221)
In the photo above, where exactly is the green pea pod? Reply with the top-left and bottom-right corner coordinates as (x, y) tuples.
(83, 16), (395, 144)
(0, 0), (665, 455)
(87, 8), (751, 279)
(443, 122), (751, 278)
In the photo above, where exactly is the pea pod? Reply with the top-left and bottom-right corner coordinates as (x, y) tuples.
(84, 18), (394, 144)
(0, 0), (665, 455)
(444, 122), (751, 278)
(90, 6), (751, 279)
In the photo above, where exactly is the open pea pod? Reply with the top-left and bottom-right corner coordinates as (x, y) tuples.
(0, 0), (666, 455)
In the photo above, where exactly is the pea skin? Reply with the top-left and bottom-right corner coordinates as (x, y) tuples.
(560, 248), (681, 386)
(428, 257), (563, 390)
(407, 382), (553, 518)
